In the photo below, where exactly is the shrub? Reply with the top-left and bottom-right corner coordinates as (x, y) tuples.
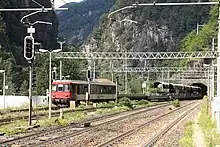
(118, 97), (134, 109)
(172, 99), (180, 107)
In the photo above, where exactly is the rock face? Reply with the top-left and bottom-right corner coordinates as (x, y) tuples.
(57, 0), (115, 45)
(80, 0), (210, 83)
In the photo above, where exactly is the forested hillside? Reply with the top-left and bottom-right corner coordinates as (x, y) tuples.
(0, 0), (58, 95)
(0, 0), (216, 95)
(83, 0), (211, 92)
(0, 0), (87, 96)
(180, 5), (218, 66)
(58, 0), (115, 45)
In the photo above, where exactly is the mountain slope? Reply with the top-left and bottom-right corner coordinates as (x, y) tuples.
(57, 0), (115, 45)
(82, 0), (211, 92)
(0, 0), (58, 95)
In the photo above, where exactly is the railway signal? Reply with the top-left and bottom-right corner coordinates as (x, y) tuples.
(52, 71), (56, 81)
(24, 36), (34, 61)
(87, 69), (92, 81)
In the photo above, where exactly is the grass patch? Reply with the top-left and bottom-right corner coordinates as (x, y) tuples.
(0, 121), (28, 135)
(199, 99), (220, 146)
(0, 99), (152, 136)
(135, 99), (149, 106)
(172, 99), (180, 108)
(95, 106), (130, 114)
(179, 121), (193, 147)
(38, 111), (87, 127)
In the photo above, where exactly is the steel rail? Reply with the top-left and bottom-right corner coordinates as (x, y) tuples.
(97, 101), (198, 147)
(0, 103), (169, 146)
(143, 103), (200, 147)
(0, 106), (58, 114)
(0, 106), (114, 126)
(19, 103), (171, 146)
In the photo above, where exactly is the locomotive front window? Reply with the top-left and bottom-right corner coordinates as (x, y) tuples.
(57, 84), (63, 91)
(52, 84), (71, 92)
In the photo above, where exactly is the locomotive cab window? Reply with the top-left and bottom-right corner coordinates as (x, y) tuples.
(57, 84), (63, 91)
(52, 84), (71, 92)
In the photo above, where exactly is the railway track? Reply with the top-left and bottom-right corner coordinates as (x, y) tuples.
(0, 106), (114, 126)
(97, 101), (200, 147)
(0, 106), (59, 114)
(142, 103), (200, 147)
(0, 103), (170, 146)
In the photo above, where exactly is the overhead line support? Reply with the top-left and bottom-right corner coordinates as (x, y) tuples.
(55, 51), (217, 60)
(0, 8), (68, 12)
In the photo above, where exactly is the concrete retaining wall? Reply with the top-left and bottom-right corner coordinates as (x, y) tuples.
(0, 95), (48, 108)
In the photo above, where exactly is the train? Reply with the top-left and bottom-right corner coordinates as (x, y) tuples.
(51, 79), (203, 107)
(151, 82), (203, 100)
(52, 79), (116, 107)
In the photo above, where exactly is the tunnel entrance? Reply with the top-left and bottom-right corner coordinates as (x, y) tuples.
(190, 83), (207, 96)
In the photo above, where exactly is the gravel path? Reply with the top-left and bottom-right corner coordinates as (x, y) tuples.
(193, 112), (206, 147)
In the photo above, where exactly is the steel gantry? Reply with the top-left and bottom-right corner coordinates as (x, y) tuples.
(86, 66), (214, 73)
(55, 51), (217, 60)
(81, 67), (213, 73)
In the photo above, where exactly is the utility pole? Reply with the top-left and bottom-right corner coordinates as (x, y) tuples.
(216, 8), (220, 133)
(57, 40), (65, 81)
(147, 69), (149, 93)
(211, 38), (215, 100)
(28, 62), (32, 125)
(93, 60), (96, 80)
(125, 59), (128, 94)
(3, 71), (5, 109)
(87, 65), (91, 105)
(49, 51), (52, 119)
(85, 45), (92, 105)
(0, 70), (6, 109)
(111, 61), (114, 82)
(60, 60), (62, 80)
(23, 25), (35, 126)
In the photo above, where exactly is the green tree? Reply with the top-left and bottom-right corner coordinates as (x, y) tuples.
(20, 80), (28, 96)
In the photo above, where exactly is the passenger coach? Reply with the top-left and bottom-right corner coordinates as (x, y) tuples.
(52, 79), (116, 107)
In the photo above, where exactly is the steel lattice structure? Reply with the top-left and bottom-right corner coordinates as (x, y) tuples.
(81, 67), (213, 73)
(55, 51), (217, 60)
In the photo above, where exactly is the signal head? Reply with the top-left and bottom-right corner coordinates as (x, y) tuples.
(24, 36), (34, 61)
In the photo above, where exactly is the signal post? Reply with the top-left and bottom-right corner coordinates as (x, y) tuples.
(24, 27), (35, 125)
